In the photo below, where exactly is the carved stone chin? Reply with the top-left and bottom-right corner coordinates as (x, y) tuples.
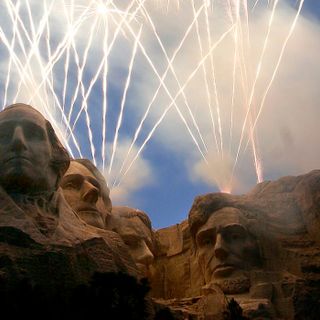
(207, 273), (251, 295)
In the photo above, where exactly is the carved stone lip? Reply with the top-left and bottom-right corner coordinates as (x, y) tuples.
(212, 264), (236, 275)
(3, 156), (31, 163)
(76, 206), (99, 213)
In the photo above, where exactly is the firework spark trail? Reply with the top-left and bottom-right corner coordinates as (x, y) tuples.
(231, 0), (280, 182)
(242, 0), (264, 183)
(231, 9), (264, 188)
(0, 2), (82, 157)
(0, 27), (37, 99)
(0, 11), (47, 106)
(27, 0), (97, 104)
(203, 1), (223, 156)
(226, 0), (239, 155)
(112, 3), (210, 187)
(115, 25), (235, 188)
(203, 2), (226, 160)
(14, 0), (83, 156)
(66, 13), (101, 164)
(251, 127), (263, 181)
(65, 4), (141, 149)
(67, 15), (99, 123)
(44, 1), (58, 114)
(3, 0), (19, 108)
(6, 0), (63, 126)
(69, 53), (106, 132)
(0, 20), (77, 157)
(70, 13), (101, 164)
(90, 4), (209, 185)
(238, 1), (261, 178)
(15, 0), (81, 153)
(43, 1), (53, 111)
(243, 0), (305, 152)
(137, 0), (209, 153)
(4, 0), (50, 103)
(220, 0), (262, 187)
(252, 0), (260, 11)
(62, 0), (74, 114)
(248, 0), (279, 117)
(70, 0), (146, 132)
(96, 0), (141, 174)
(192, 0), (221, 155)
(108, 25), (142, 177)
(102, 18), (109, 173)
(99, 0), (144, 172)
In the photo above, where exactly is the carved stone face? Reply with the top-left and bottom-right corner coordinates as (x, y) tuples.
(109, 212), (154, 276)
(196, 207), (260, 286)
(61, 161), (107, 229)
(0, 105), (56, 194)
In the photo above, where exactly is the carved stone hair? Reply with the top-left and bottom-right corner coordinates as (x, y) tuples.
(188, 192), (261, 249)
(115, 206), (152, 231)
(3, 103), (70, 188)
(188, 193), (240, 242)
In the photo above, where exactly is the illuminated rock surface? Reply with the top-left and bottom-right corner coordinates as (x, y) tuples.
(0, 104), (319, 319)
(150, 170), (320, 319)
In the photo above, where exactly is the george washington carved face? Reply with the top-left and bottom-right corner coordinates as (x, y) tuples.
(0, 104), (69, 195)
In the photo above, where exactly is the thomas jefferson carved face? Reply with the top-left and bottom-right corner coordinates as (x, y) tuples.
(195, 207), (260, 287)
(108, 208), (154, 277)
(0, 105), (57, 194)
(61, 161), (108, 229)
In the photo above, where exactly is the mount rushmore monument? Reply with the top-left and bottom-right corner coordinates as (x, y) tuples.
(0, 103), (319, 319)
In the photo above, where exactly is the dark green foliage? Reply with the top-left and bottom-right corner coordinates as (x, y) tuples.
(0, 272), (151, 320)
(223, 298), (248, 320)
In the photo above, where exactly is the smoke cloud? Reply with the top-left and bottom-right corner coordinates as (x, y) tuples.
(0, 0), (319, 211)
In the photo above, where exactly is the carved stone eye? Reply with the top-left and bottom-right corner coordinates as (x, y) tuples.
(199, 236), (212, 247)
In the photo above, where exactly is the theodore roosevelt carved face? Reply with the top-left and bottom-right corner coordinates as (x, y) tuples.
(108, 207), (154, 277)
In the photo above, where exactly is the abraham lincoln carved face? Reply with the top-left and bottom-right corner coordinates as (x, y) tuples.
(189, 195), (262, 293)
(196, 208), (260, 283)
(0, 104), (69, 195)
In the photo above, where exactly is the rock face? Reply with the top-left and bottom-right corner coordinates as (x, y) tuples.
(0, 104), (138, 292)
(108, 206), (155, 279)
(1, 103), (320, 319)
(61, 159), (112, 229)
(150, 170), (320, 319)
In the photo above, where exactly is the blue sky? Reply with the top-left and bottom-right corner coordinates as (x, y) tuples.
(0, 0), (319, 229)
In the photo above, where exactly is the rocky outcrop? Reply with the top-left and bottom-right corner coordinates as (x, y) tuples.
(150, 170), (320, 319)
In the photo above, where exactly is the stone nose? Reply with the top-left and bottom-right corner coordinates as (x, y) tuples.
(214, 233), (229, 260)
(11, 126), (27, 152)
(138, 241), (154, 266)
(81, 180), (99, 203)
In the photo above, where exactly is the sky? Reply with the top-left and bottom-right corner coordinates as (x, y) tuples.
(0, 0), (319, 229)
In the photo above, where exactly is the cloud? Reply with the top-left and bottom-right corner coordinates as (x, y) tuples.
(106, 139), (155, 204)
(126, 1), (320, 194)
(0, 0), (319, 202)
